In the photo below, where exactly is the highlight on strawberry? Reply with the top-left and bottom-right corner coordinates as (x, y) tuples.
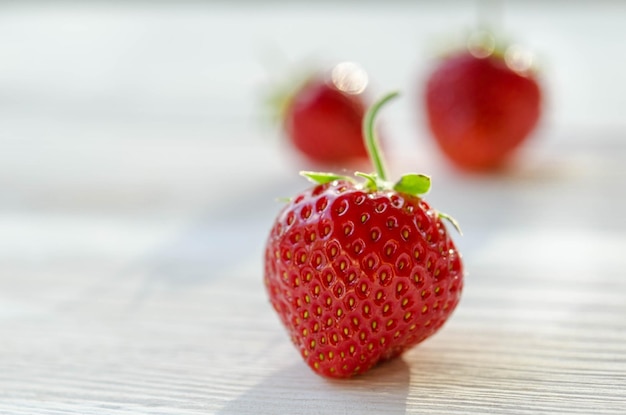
(264, 91), (464, 378)
(424, 30), (542, 171)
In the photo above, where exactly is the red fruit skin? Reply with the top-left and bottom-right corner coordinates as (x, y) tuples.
(425, 53), (541, 171)
(264, 181), (463, 378)
(283, 78), (369, 165)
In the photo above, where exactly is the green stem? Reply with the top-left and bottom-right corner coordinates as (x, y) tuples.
(363, 91), (399, 182)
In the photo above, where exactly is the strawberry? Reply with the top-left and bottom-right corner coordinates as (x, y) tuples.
(264, 92), (464, 378)
(279, 62), (371, 166)
(424, 34), (542, 171)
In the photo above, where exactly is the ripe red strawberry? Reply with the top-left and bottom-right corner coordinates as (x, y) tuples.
(280, 62), (371, 166)
(264, 92), (464, 378)
(424, 38), (542, 171)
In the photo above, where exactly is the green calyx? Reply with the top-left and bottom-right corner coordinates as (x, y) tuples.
(393, 173), (432, 196)
(299, 91), (460, 235)
(300, 171), (355, 185)
(301, 91), (431, 198)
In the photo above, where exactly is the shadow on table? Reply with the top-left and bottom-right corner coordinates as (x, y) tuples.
(218, 358), (411, 415)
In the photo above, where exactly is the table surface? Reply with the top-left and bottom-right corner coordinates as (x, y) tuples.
(1, 3), (625, 414)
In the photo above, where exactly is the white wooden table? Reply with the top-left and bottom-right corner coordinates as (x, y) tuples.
(1, 3), (625, 414)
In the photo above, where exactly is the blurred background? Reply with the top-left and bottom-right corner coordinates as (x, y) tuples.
(2, 0), (626, 285)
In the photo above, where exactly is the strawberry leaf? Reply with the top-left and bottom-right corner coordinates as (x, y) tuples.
(393, 174), (431, 196)
(354, 171), (380, 191)
(438, 211), (463, 235)
(300, 171), (354, 185)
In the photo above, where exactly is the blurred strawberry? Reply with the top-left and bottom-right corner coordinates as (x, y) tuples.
(424, 32), (542, 171)
(271, 62), (373, 167)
